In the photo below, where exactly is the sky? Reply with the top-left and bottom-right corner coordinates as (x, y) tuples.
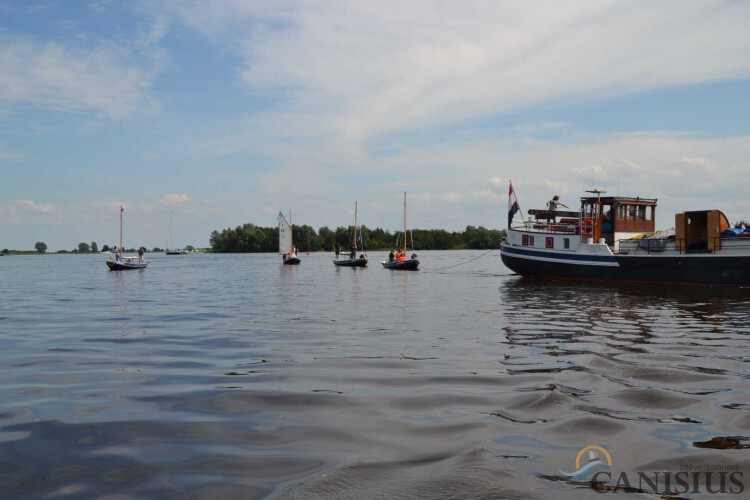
(1, 0), (750, 251)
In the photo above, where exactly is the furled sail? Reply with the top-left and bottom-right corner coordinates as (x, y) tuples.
(278, 211), (292, 254)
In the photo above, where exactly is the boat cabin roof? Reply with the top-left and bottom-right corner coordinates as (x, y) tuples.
(579, 196), (657, 207)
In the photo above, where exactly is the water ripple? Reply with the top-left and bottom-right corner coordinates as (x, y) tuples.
(1, 253), (749, 497)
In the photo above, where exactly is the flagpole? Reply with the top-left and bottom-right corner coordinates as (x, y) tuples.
(512, 179), (522, 221)
(508, 179), (522, 229)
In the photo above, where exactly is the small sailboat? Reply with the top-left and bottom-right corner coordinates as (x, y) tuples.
(334, 201), (368, 267)
(165, 210), (187, 255)
(278, 211), (300, 265)
(382, 192), (419, 270)
(107, 205), (148, 270)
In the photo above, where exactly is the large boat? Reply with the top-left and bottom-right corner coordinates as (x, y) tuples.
(107, 205), (148, 270)
(334, 201), (368, 267)
(382, 192), (420, 270)
(500, 182), (750, 286)
(278, 211), (300, 265)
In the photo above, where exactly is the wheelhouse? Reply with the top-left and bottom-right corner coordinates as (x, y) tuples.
(581, 195), (657, 247)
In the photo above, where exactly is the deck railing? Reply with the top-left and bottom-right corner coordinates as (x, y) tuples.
(616, 236), (750, 255)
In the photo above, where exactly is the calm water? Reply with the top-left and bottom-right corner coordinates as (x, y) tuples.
(1, 251), (749, 498)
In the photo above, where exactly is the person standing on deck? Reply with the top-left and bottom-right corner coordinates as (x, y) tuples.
(546, 195), (569, 211)
(546, 195), (569, 223)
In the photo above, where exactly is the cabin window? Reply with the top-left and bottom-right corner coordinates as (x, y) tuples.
(522, 234), (529, 246)
(546, 237), (554, 249)
(529, 236), (535, 246)
(563, 238), (570, 249)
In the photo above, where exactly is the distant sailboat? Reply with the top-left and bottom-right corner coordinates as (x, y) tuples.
(279, 211), (300, 265)
(382, 192), (419, 270)
(334, 201), (368, 267)
(107, 205), (148, 270)
(165, 210), (187, 255)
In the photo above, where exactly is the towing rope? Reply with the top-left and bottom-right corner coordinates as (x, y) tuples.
(420, 246), (499, 271)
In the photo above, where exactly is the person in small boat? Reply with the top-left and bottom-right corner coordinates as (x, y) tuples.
(389, 250), (395, 262)
(349, 241), (356, 260)
(411, 253), (418, 260)
(335, 242), (341, 260)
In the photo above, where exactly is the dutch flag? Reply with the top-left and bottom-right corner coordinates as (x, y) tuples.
(508, 180), (520, 228)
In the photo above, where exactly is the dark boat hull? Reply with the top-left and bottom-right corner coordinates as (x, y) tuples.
(381, 259), (419, 270)
(283, 257), (301, 265)
(501, 245), (750, 286)
(107, 261), (148, 271)
(334, 257), (368, 267)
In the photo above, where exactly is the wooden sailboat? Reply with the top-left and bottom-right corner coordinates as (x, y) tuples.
(107, 205), (148, 270)
(382, 192), (419, 270)
(279, 211), (300, 265)
(334, 201), (368, 267)
(165, 210), (187, 255)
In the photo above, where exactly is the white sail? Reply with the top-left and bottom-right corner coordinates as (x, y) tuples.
(278, 211), (292, 254)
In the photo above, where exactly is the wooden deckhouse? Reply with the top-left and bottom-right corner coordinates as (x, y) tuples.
(581, 195), (657, 247)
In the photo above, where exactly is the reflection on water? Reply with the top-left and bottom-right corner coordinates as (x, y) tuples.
(1, 252), (749, 498)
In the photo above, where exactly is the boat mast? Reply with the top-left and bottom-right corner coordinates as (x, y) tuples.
(119, 204), (123, 256)
(354, 201), (358, 250)
(289, 210), (293, 254)
(403, 192), (407, 255)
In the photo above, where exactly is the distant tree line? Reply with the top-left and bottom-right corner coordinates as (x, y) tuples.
(0, 241), (102, 255)
(209, 224), (505, 253)
(3, 241), (200, 255)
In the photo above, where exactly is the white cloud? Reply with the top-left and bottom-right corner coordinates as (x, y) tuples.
(16, 199), (56, 213)
(159, 193), (192, 205)
(0, 149), (25, 161)
(0, 199), (57, 225)
(171, 0), (750, 142)
(676, 156), (714, 168)
(514, 122), (571, 136)
(0, 34), (158, 119)
(88, 0), (113, 14)
(157, 1), (750, 230)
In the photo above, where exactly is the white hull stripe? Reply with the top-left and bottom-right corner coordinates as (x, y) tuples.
(502, 245), (620, 267)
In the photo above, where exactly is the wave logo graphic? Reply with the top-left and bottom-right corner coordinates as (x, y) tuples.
(559, 445), (613, 481)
